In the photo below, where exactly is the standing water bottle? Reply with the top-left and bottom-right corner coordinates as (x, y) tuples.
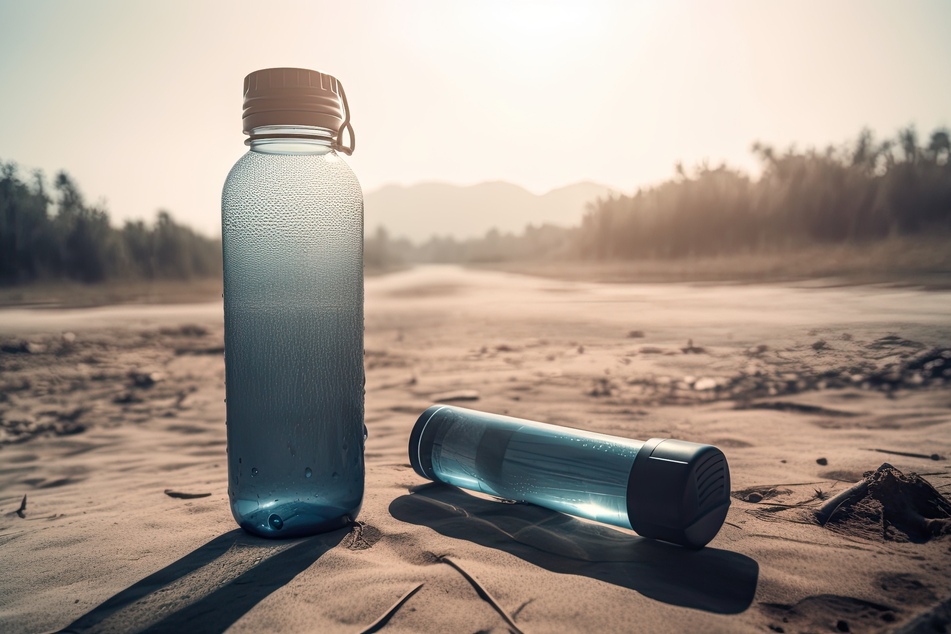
(222, 68), (364, 537)
(409, 405), (731, 548)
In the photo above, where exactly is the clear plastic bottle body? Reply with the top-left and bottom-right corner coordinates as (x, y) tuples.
(413, 406), (644, 528)
(222, 129), (364, 538)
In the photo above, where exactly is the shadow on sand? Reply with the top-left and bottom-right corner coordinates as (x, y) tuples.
(389, 483), (758, 615)
(60, 528), (346, 633)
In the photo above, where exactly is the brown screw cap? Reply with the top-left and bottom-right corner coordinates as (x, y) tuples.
(242, 67), (355, 154)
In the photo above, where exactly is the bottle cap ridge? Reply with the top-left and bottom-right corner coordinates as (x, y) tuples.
(626, 438), (731, 549)
(242, 67), (355, 154)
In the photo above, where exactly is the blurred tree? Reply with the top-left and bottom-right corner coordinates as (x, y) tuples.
(0, 162), (222, 286)
(927, 130), (950, 165)
(573, 126), (951, 260)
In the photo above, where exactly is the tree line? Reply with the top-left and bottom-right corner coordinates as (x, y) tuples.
(5, 124), (950, 284)
(0, 163), (221, 285)
(576, 126), (951, 260)
(364, 223), (575, 268)
(368, 125), (951, 266)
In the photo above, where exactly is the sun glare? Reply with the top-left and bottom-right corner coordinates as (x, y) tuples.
(482, 2), (595, 44)
(454, 1), (603, 77)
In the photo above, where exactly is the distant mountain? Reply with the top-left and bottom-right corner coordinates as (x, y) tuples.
(364, 181), (616, 243)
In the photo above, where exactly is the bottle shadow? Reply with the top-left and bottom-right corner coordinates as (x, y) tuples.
(389, 483), (759, 615)
(59, 527), (346, 633)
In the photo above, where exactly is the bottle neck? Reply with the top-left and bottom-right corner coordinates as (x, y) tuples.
(247, 125), (335, 155)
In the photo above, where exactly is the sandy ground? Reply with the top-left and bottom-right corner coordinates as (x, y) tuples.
(1, 265), (950, 633)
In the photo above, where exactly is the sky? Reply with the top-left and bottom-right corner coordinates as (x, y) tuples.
(1, 0), (950, 237)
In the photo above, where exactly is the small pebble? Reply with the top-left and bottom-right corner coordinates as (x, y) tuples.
(817, 457), (828, 465)
(747, 492), (763, 503)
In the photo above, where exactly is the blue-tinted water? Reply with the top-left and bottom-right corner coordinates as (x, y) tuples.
(222, 148), (364, 537)
(419, 406), (643, 528)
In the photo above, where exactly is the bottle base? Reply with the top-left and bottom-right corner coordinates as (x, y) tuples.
(232, 499), (362, 538)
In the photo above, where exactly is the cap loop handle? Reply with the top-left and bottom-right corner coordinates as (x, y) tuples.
(334, 81), (356, 155)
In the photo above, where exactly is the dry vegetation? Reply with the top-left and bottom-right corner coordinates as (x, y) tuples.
(371, 126), (951, 285)
(486, 236), (951, 287)
(4, 126), (950, 300)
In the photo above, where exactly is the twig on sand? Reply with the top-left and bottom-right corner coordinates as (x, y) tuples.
(163, 489), (212, 499)
(815, 479), (872, 526)
(863, 448), (943, 461)
(746, 481), (829, 487)
(439, 555), (525, 634)
(359, 583), (424, 634)
(512, 598), (535, 620)
(745, 501), (820, 509)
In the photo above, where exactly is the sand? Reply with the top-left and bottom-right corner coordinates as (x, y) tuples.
(1, 265), (950, 633)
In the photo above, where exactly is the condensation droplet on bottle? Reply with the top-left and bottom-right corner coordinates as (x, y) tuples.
(268, 514), (284, 530)
(251, 467), (259, 477)
(305, 467), (312, 478)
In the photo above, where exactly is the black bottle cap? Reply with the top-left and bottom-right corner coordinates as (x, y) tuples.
(626, 438), (731, 549)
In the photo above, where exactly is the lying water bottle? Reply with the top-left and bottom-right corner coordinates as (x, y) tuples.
(222, 68), (364, 537)
(409, 405), (731, 548)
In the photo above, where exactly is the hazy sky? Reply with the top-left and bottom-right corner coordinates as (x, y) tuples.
(1, 0), (950, 237)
